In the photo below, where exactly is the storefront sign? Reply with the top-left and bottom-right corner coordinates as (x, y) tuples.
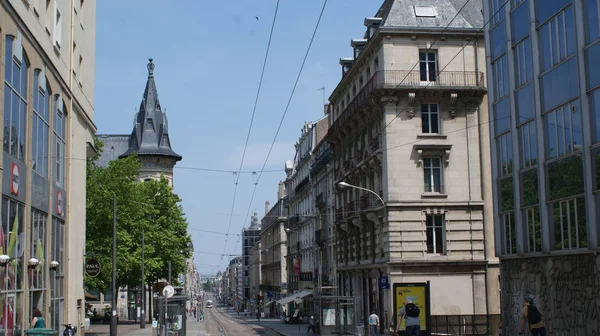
(85, 258), (101, 277)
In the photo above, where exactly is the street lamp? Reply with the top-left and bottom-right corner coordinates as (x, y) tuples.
(28, 258), (39, 270)
(111, 193), (118, 336)
(337, 181), (385, 206)
(337, 181), (386, 333)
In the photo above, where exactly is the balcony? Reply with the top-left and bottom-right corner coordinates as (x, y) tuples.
(295, 176), (309, 193)
(315, 192), (327, 208)
(330, 70), (485, 136)
(315, 229), (324, 246)
(344, 201), (356, 216)
(360, 193), (383, 210)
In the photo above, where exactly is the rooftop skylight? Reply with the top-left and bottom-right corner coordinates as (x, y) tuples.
(414, 5), (437, 18)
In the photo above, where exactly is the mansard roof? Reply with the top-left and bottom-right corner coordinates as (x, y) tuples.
(376, 0), (483, 30)
(120, 59), (182, 161)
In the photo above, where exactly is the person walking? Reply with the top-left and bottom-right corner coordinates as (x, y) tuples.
(520, 296), (546, 336)
(368, 311), (380, 336)
(395, 298), (421, 336)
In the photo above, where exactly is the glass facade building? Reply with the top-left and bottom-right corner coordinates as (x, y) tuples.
(484, 0), (600, 333)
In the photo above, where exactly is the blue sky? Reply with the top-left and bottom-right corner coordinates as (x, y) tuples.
(95, 0), (380, 275)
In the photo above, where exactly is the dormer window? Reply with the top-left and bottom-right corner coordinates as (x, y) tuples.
(364, 17), (382, 39)
(351, 39), (367, 59)
(414, 5), (437, 18)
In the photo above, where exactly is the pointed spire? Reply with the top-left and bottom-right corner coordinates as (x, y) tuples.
(120, 59), (182, 161)
(147, 58), (155, 77)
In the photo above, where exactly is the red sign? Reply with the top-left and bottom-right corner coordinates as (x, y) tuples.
(293, 258), (300, 275)
(10, 163), (20, 196)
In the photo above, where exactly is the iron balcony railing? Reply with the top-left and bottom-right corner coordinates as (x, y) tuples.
(331, 70), (485, 135)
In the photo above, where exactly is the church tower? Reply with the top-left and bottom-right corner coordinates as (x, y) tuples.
(119, 59), (182, 186)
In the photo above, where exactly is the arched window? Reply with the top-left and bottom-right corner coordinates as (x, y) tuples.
(32, 70), (51, 176)
(3, 35), (29, 161)
(53, 96), (66, 187)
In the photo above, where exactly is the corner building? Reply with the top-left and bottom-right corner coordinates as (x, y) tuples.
(328, 0), (499, 333)
(483, 0), (600, 333)
(0, 0), (96, 333)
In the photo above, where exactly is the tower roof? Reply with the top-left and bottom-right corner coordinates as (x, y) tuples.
(120, 59), (182, 161)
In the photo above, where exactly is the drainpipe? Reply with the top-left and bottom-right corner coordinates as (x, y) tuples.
(474, 37), (492, 327)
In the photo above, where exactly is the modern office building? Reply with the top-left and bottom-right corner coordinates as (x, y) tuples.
(483, 0), (600, 333)
(0, 0), (97, 333)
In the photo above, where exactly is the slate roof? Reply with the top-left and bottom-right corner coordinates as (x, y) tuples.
(376, 0), (483, 30)
(96, 134), (129, 168)
(120, 59), (182, 161)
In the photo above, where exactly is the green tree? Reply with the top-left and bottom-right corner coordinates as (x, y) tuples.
(85, 137), (192, 295)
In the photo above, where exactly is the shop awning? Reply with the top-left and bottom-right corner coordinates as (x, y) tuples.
(276, 290), (313, 305)
(85, 290), (99, 301)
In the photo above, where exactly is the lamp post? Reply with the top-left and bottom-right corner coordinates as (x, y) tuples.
(140, 229), (145, 329)
(337, 181), (385, 334)
(337, 181), (385, 206)
(111, 193), (118, 336)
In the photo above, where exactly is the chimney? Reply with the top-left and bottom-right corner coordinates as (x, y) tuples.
(265, 201), (270, 217)
(277, 181), (285, 199)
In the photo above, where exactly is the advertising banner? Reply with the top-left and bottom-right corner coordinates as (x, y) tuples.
(392, 282), (430, 332)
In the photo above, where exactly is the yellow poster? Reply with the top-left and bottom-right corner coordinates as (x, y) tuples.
(394, 283), (428, 330)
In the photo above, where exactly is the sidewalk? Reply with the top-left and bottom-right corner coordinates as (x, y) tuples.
(222, 309), (319, 336)
(85, 317), (208, 336)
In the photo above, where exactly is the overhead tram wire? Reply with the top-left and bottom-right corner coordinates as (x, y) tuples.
(229, 0), (329, 257)
(64, 155), (283, 174)
(221, 0), (281, 263)
(227, 0), (512, 259)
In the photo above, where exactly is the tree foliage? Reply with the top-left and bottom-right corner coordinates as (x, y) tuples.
(85, 137), (192, 291)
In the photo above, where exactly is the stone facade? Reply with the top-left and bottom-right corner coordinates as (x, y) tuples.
(327, 0), (499, 332)
(0, 0), (96, 333)
(500, 254), (600, 334)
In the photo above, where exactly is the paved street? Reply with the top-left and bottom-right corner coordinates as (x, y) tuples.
(219, 308), (319, 336)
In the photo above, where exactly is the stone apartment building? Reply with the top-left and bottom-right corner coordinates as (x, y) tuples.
(240, 213), (260, 311)
(259, 182), (288, 316)
(248, 240), (261, 314)
(283, 117), (329, 314)
(327, 0), (499, 333)
(309, 111), (335, 295)
(483, 0), (600, 333)
(0, 0), (96, 333)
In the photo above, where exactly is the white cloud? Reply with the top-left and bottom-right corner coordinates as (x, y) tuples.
(225, 142), (294, 171)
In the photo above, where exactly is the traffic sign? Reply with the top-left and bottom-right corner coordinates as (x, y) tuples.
(163, 285), (175, 298)
(85, 259), (101, 277)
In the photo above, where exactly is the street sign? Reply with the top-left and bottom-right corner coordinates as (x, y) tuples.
(163, 285), (175, 299)
(85, 259), (101, 277)
(379, 276), (390, 289)
(294, 297), (302, 305)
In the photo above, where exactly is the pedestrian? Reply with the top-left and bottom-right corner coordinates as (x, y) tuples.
(520, 296), (546, 336)
(394, 298), (421, 336)
(31, 308), (45, 328)
(368, 311), (380, 336)
(256, 309), (261, 322)
(307, 316), (317, 334)
(193, 306), (197, 319)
